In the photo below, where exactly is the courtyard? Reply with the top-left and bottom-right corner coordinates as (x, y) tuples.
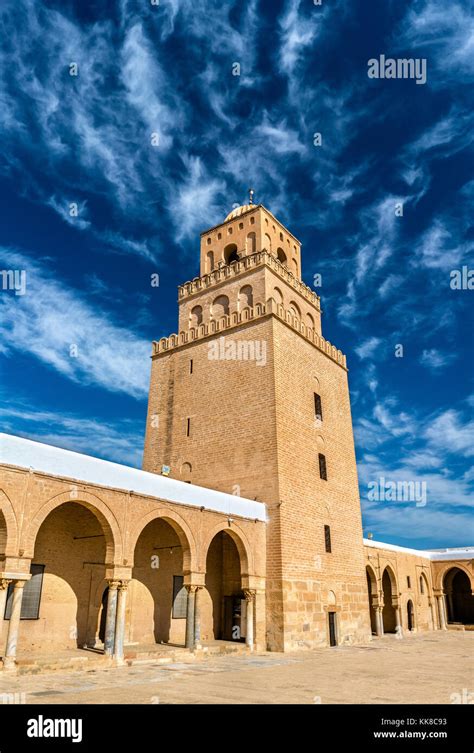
(0, 632), (471, 705)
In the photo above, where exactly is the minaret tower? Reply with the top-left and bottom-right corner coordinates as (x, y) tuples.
(143, 198), (371, 651)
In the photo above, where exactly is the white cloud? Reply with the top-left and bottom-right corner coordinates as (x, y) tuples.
(396, 1), (474, 84)
(354, 337), (382, 360)
(173, 156), (226, 242)
(0, 404), (143, 467)
(420, 348), (456, 371)
(0, 248), (150, 398)
(47, 196), (91, 231)
(278, 0), (322, 76)
(424, 410), (474, 458)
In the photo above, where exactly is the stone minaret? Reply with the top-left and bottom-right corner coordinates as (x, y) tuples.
(143, 201), (371, 651)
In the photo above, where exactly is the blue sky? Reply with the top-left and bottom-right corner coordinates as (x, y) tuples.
(0, 0), (473, 549)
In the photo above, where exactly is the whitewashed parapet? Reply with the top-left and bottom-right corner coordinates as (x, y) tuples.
(152, 298), (346, 368)
(178, 250), (320, 310)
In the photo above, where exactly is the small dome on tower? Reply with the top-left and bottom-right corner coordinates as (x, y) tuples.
(224, 204), (255, 221)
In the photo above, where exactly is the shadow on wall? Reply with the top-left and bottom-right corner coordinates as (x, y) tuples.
(131, 518), (185, 646)
(30, 502), (107, 650)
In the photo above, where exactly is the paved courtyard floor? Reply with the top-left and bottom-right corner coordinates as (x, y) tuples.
(0, 632), (472, 705)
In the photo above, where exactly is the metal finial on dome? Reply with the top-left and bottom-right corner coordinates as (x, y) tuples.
(249, 188), (254, 205)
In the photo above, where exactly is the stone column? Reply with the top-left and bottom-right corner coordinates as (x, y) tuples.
(104, 580), (119, 656)
(375, 606), (384, 637)
(3, 580), (26, 670)
(244, 590), (256, 650)
(429, 600), (438, 630)
(0, 579), (11, 624)
(185, 585), (197, 649)
(113, 581), (128, 663)
(395, 606), (401, 629)
(445, 590), (454, 623)
(437, 595), (447, 630)
(193, 587), (202, 648)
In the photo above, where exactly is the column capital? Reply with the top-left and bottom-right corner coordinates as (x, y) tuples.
(243, 589), (256, 602)
(185, 584), (201, 594)
(117, 580), (129, 592)
(0, 578), (12, 590)
(107, 580), (121, 591)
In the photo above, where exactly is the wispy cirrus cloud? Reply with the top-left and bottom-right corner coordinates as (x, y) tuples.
(420, 348), (456, 372)
(0, 402), (144, 466)
(0, 248), (150, 398)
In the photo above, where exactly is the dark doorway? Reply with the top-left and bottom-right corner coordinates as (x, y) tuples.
(407, 599), (415, 631)
(205, 531), (243, 641)
(445, 568), (474, 624)
(382, 569), (397, 633)
(328, 612), (337, 647)
(223, 595), (244, 642)
(98, 587), (108, 643)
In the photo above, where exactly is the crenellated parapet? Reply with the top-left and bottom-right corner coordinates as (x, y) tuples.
(152, 297), (346, 368)
(178, 250), (320, 310)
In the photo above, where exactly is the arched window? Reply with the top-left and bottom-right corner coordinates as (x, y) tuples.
(292, 258), (298, 276)
(239, 285), (253, 309)
(246, 232), (256, 255)
(212, 295), (229, 318)
(264, 233), (272, 253)
(206, 250), (214, 273)
(273, 287), (283, 305)
(276, 247), (287, 265)
(289, 301), (301, 319)
(306, 313), (315, 329)
(181, 462), (192, 482)
(224, 243), (239, 265)
(189, 305), (203, 327)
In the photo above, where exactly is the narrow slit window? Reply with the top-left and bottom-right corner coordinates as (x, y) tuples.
(186, 418), (191, 437)
(318, 453), (327, 480)
(189, 359), (193, 374)
(324, 525), (332, 553)
(314, 393), (323, 422)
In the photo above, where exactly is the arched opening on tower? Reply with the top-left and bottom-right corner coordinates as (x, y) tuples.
(131, 518), (189, 647)
(289, 300), (301, 319)
(239, 284), (253, 310)
(246, 232), (256, 255)
(189, 305), (203, 328)
(224, 243), (239, 265)
(444, 567), (474, 625)
(206, 250), (214, 273)
(203, 531), (244, 642)
(381, 568), (397, 633)
(276, 247), (287, 266)
(211, 295), (230, 318)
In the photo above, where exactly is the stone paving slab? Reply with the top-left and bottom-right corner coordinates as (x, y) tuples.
(0, 633), (471, 705)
